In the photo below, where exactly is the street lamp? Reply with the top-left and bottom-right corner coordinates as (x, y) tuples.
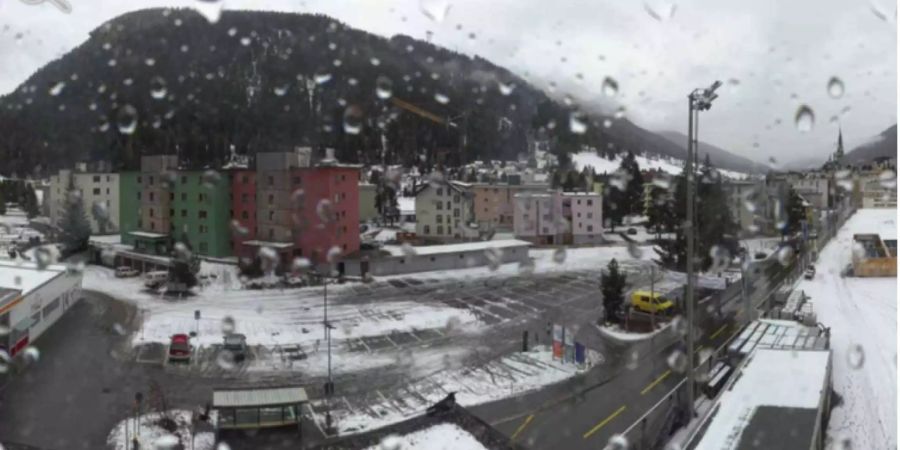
(684, 80), (722, 418)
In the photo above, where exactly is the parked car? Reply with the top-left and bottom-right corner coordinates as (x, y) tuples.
(223, 333), (248, 362)
(754, 251), (767, 260)
(115, 266), (140, 278)
(168, 334), (192, 363)
(631, 290), (675, 315)
(144, 270), (169, 289)
(804, 264), (816, 280)
(626, 228), (638, 235)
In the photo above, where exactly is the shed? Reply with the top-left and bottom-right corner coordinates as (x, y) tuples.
(212, 385), (308, 435)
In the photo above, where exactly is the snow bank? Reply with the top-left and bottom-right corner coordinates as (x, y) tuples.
(364, 424), (487, 450)
(107, 410), (213, 450)
(796, 208), (897, 449)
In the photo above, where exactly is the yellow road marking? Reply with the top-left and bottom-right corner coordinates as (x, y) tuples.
(510, 414), (534, 440)
(641, 369), (672, 395)
(583, 405), (626, 439)
(710, 324), (728, 340)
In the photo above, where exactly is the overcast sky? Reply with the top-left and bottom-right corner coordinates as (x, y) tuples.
(0, 0), (895, 166)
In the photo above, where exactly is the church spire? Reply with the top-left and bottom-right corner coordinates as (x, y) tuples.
(835, 127), (845, 160)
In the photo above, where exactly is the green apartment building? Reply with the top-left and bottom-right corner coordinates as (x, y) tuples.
(168, 172), (231, 258)
(119, 171), (140, 245)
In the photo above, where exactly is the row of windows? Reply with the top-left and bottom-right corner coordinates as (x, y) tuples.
(263, 173), (350, 186)
(139, 191), (209, 202)
(147, 208), (208, 219)
(92, 175), (113, 183)
(434, 211), (460, 223)
(423, 224), (459, 236)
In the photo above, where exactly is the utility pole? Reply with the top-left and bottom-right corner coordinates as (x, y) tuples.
(685, 80), (722, 418)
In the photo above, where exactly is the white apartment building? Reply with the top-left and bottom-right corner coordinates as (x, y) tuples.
(414, 180), (477, 241)
(49, 169), (120, 234)
(564, 192), (603, 245)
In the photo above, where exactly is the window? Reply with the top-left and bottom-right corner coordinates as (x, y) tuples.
(92, 188), (100, 195)
(169, 192), (174, 201)
(437, 188), (443, 196)
(577, 212), (582, 218)
(93, 175), (100, 182)
(181, 176), (187, 184)
(242, 194), (248, 203)
(454, 195), (460, 203)
(268, 194), (274, 205)
(269, 211), (274, 221)
(106, 188), (110, 195)
(137, 176), (142, 184)
(241, 211), (249, 219)
(437, 225), (444, 235)
(587, 199), (593, 206)
(587, 213), (593, 219)
(587, 225), (594, 232)
(149, 192), (155, 201)
(181, 209), (186, 217)
(268, 176), (274, 186)
(169, 209), (173, 217)
(292, 176), (301, 184)
(199, 210), (207, 219)
(242, 175), (249, 184)
(424, 225), (430, 234)
(453, 209), (460, 217)
(268, 228), (274, 239)
(446, 201), (451, 209)
(198, 193), (205, 202)
(199, 242), (208, 252)
(149, 176), (154, 185)
(436, 201), (443, 210)
(577, 199), (581, 205)
(180, 193), (186, 201)
(543, 227), (548, 233)
(436, 214), (442, 223)
(149, 208), (154, 217)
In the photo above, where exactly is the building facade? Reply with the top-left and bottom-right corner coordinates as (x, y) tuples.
(119, 172), (140, 245)
(230, 169), (257, 255)
(564, 192), (603, 245)
(49, 169), (120, 234)
(358, 183), (378, 223)
(471, 182), (549, 231)
(291, 164), (361, 264)
(414, 181), (477, 242)
(513, 191), (565, 245)
(169, 171), (232, 258)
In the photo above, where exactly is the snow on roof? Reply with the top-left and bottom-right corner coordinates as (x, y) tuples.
(383, 239), (531, 257)
(89, 234), (122, 245)
(398, 197), (415, 214)
(363, 423), (487, 450)
(0, 259), (71, 295)
(242, 240), (295, 249)
(695, 348), (830, 450)
(129, 231), (169, 239)
(212, 386), (308, 408)
(572, 151), (751, 180)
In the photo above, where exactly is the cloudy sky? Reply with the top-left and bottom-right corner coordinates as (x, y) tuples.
(0, 0), (895, 166)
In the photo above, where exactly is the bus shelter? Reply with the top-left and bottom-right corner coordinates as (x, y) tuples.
(212, 385), (308, 437)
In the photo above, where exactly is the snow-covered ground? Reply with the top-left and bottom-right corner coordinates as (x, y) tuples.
(795, 208), (897, 449)
(324, 346), (596, 435)
(107, 409), (213, 450)
(572, 151), (750, 180)
(0, 208), (45, 247)
(364, 423), (487, 450)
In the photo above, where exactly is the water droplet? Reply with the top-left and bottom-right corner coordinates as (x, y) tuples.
(602, 77), (619, 97)
(794, 105), (815, 132)
(434, 92), (450, 104)
(273, 84), (289, 96)
(314, 72), (332, 85)
(708, 245), (731, 273)
(553, 248), (567, 264)
(614, 106), (626, 119)
(150, 76), (167, 99)
(375, 76), (393, 99)
(317, 199), (335, 223)
(343, 105), (364, 134)
(116, 105), (138, 134)
(221, 316), (236, 335)
(23, 346), (39, 363)
(776, 245), (794, 267)
(240, 37), (251, 46)
(216, 349), (236, 370)
(227, 27), (237, 37)
(144, 58), (156, 66)
(627, 242), (643, 259)
(671, 315), (688, 337)
(419, 0), (451, 23)
(569, 112), (588, 134)
(667, 350), (687, 373)
(498, 81), (515, 96)
(643, 1), (676, 21)
(848, 343), (865, 369)
(606, 434), (629, 450)
(485, 247), (504, 271)
(49, 82), (65, 96)
(879, 170), (896, 188)
(401, 243), (417, 257)
(827, 77), (845, 98)
(370, 57), (381, 66)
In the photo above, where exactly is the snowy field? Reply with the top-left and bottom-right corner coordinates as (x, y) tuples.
(795, 208), (897, 450)
(107, 409), (213, 450)
(572, 151), (750, 180)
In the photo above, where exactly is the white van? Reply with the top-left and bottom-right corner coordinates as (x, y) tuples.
(144, 271), (169, 289)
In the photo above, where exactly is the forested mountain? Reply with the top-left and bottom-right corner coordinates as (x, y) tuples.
(841, 124), (897, 166)
(656, 130), (769, 173)
(1, 8), (724, 176)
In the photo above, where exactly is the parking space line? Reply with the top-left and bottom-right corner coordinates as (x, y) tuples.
(641, 370), (671, 395)
(710, 324), (728, 339)
(383, 334), (399, 349)
(510, 414), (534, 440)
(357, 338), (373, 353)
(408, 330), (424, 342)
(583, 405), (626, 439)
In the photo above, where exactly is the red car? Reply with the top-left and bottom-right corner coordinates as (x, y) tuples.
(168, 334), (192, 363)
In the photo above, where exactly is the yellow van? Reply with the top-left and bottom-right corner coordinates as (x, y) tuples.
(631, 290), (674, 314)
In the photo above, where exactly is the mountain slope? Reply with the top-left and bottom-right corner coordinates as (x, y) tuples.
(0, 8), (746, 176)
(656, 130), (769, 173)
(841, 124), (897, 166)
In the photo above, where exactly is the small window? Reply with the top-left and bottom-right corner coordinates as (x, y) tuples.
(436, 215), (442, 223)
(292, 176), (301, 184)
(199, 210), (208, 219)
(436, 188), (443, 196)
(169, 192), (174, 201)
(181, 209), (186, 217)
(199, 242), (208, 252)
(436, 202), (443, 210)
(268, 194), (274, 205)
(149, 176), (154, 185)
(437, 226), (444, 235)
(241, 211), (249, 220)
(181, 176), (187, 184)
(149, 208), (154, 217)
(268, 176), (274, 186)
(93, 175), (100, 182)
(181, 193), (187, 201)
(587, 225), (594, 232)
(242, 193), (248, 203)
(587, 199), (593, 206)
(242, 175), (249, 184)
(424, 225), (431, 234)
(92, 188), (100, 195)
(137, 176), (142, 183)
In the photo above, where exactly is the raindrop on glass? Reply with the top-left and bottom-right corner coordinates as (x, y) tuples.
(375, 76), (393, 99)
(794, 105), (815, 132)
(343, 105), (364, 134)
(485, 247), (503, 271)
(827, 77), (845, 98)
(150, 76), (167, 99)
(49, 82), (65, 96)
(498, 82), (515, 96)
(116, 105), (138, 134)
(434, 92), (450, 104)
(569, 112), (588, 134)
(419, 0), (451, 23)
(602, 77), (619, 97)
(776, 245), (794, 267)
(606, 434), (629, 450)
(667, 350), (687, 373)
(553, 248), (566, 264)
(848, 343), (865, 369)
(273, 84), (289, 96)
(315, 72), (332, 85)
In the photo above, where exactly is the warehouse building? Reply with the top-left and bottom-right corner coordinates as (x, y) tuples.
(0, 260), (83, 356)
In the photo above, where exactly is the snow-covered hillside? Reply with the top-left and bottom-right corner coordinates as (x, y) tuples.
(796, 209), (897, 449)
(572, 151), (750, 180)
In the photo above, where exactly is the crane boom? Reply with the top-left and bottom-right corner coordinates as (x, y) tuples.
(390, 97), (448, 126)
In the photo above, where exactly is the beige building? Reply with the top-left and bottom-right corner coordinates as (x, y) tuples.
(49, 168), (120, 234)
(138, 155), (179, 237)
(471, 182), (549, 230)
(358, 183), (378, 223)
(414, 180), (477, 241)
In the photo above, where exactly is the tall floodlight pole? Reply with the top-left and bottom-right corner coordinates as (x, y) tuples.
(685, 80), (722, 418)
